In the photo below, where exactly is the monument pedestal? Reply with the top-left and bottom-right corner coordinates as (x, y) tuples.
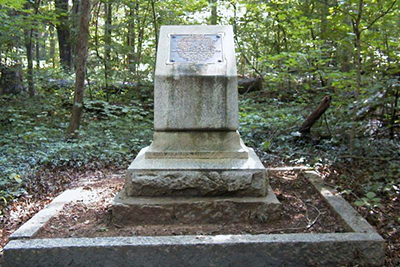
(112, 25), (280, 225)
(113, 146), (281, 225)
(113, 141), (280, 225)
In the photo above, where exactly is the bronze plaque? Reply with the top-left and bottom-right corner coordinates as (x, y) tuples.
(169, 34), (223, 64)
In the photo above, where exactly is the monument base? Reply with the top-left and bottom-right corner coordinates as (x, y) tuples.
(112, 186), (281, 225)
(122, 143), (270, 197)
(113, 132), (281, 224)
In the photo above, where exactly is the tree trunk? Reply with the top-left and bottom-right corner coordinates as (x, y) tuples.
(71, 0), (80, 68)
(24, 29), (35, 97)
(320, 0), (329, 40)
(299, 96), (332, 134)
(35, 31), (40, 69)
(67, 0), (91, 138)
(209, 0), (217, 25)
(104, 1), (112, 91)
(349, 0), (363, 152)
(49, 26), (56, 68)
(55, 0), (72, 71)
(42, 31), (48, 61)
(126, 4), (136, 73)
(151, 0), (158, 66)
(390, 88), (399, 139)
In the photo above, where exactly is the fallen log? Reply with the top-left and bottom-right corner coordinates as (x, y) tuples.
(299, 96), (331, 134)
(238, 77), (263, 94)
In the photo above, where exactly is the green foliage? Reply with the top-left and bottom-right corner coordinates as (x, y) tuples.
(354, 192), (382, 209)
(239, 97), (303, 149)
(0, 0), (25, 9)
(0, 0), (399, 227)
(0, 92), (153, 209)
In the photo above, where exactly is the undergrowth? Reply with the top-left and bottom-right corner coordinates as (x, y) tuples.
(0, 90), (399, 223)
(0, 92), (153, 212)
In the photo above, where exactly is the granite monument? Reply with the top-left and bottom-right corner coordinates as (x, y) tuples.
(112, 25), (280, 224)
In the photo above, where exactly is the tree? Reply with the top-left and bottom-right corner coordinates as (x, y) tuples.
(336, 0), (399, 150)
(209, 0), (217, 25)
(67, 0), (91, 138)
(104, 0), (112, 90)
(23, 0), (42, 97)
(55, 0), (72, 71)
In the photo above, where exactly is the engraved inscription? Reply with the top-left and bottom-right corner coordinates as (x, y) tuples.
(169, 34), (223, 64)
(177, 35), (215, 62)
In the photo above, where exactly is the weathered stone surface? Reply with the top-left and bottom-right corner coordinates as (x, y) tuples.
(114, 185), (279, 225)
(124, 147), (267, 197)
(114, 25), (274, 223)
(154, 25), (238, 131)
(4, 233), (384, 267)
(145, 131), (248, 159)
(304, 171), (380, 233)
(128, 146), (265, 171)
(126, 171), (266, 197)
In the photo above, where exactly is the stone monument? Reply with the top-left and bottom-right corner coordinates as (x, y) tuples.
(113, 25), (280, 224)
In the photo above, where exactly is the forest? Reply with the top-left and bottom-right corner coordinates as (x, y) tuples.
(0, 0), (399, 264)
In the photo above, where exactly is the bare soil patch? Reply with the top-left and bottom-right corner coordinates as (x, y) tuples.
(0, 167), (124, 259)
(35, 170), (347, 238)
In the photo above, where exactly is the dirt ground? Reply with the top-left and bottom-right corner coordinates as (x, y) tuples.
(34, 170), (346, 238)
(1, 166), (398, 266)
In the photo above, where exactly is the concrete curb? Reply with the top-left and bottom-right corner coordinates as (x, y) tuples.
(4, 172), (385, 267)
(9, 188), (83, 240)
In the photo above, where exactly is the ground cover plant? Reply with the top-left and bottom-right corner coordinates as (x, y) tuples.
(1, 90), (399, 265)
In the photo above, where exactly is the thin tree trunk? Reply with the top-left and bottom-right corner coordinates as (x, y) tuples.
(349, 0), (363, 152)
(127, 4), (137, 73)
(338, 15), (353, 74)
(23, 0), (41, 97)
(104, 1), (112, 92)
(150, 0), (158, 59)
(35, 32), (40, 69)
(24, 29), (35, 97)
(94, 2), (102, 60)
(49, 26), (56, 68)
(71, 0), (80, 68)
(390, 88), (399, 139)
(134, 1), (149, 80)
(42, 31), (48, 61)
(209, 0), (217, 25)
(320, 0), (329, 40)
(55, 0), (72, 71)
(67, 0), (91, 138)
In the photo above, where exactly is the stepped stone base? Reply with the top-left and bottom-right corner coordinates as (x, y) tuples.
(112, 186), (281, 225)
(113, 131), (281, 224)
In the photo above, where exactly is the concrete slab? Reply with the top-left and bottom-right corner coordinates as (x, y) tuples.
(3, 172), (385, 267)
